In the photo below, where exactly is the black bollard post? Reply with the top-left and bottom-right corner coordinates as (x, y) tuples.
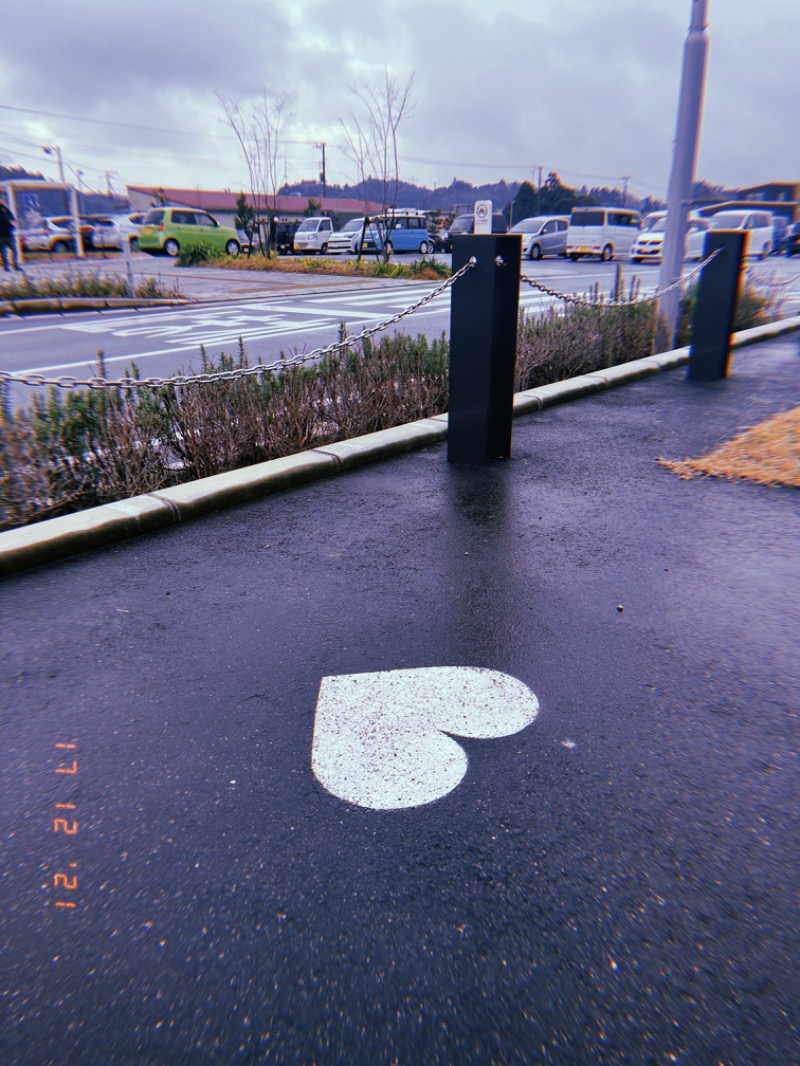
(687, 230), (747, 382)
(448, 234), (522, 464)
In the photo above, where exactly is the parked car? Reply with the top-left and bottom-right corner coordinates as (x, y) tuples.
(630, 214), (710, 263)
(49, 215), (96, 250)
(708, 209), (774, 259)
(433, 229), (449, 252)
(566, 207), (643, 261)
(20, 218), (75, 253)
(270, 219), (301, 253)
(91, 212), (145, 251)
(510, 215), (569, 259)
(137, 207), (241, 257)
(443, 212), (508, 252)
(292, 216), (334, 254)
(327, 217), (368, 255)
(784, 221), (800, 256)
(369, 210), (438, 255)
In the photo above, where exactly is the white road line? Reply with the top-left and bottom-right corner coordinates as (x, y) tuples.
(8, 319), (334, 374)
(8, 295), (561, 376)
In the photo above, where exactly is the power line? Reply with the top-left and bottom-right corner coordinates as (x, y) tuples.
(0, 102), (319, 147)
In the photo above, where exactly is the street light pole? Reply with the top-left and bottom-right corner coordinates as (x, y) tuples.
(657, 0), (710, 349)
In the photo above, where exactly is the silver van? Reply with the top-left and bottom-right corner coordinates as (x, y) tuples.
(708, 210), (774, 259)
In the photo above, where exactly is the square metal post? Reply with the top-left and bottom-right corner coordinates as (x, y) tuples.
(687, 230), (747, 382)
(448, 234), (521, 464)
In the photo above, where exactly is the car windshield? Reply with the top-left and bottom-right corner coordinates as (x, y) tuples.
(143, 210), (164, 225)
(342, 219), (363, 232)
(711, 213), (747, 229)
(296, 219), (320, 232)
(643, 214), (667, 231)
(511, 218), (544, 234)
(571, 209), (604, 227)
(449, 216), (473, 234)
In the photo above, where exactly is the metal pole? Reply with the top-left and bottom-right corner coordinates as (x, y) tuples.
(448, 234), (521, 464)
(687, 230), (746, 381)
(121, 217), (135, 296)
(7, 183), (24, 267)
(69, 186), (85, 258)
(657, 0), (709, 349)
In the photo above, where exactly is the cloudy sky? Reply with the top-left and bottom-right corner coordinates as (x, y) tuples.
(1, 0), (797, 200)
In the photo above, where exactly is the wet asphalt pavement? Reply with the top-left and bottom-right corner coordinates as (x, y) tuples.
(2, 334), (799, 1065)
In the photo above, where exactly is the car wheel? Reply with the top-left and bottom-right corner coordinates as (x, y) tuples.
(601, 244), (613, 261)
(52, 240), (69, 253)
(164, 238), (180, 257)
(319, 243), (328, 254)
(631, 257), (641, 264)
(129, 237), (139, 251)
(530, 243), (543, 261)
(384, 241), (393, 256)
(419, 240), (431, 255)
(225, 239), (241, 256)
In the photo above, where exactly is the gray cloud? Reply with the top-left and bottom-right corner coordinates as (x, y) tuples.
(1, 0), (797, 196)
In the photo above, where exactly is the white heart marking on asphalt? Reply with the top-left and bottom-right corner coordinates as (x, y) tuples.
(311, 667), (539, 809)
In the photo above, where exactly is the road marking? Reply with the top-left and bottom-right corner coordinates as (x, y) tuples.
(311, 667), (539, 810)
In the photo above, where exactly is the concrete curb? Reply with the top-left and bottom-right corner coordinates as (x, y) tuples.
(2, 315), (799, 576)
(0, 296), (192, 316)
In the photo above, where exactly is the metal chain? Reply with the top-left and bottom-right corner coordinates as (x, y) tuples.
(519, 249), (720, 309)
(0, 259), (477, 391)
(744, 268), (800, 291)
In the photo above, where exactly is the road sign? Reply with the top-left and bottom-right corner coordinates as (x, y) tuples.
(311, 666), (539, 809)
(474, 200), (492, 235)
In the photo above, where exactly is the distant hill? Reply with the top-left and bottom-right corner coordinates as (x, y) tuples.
(0, 165), (46, 183)
(279, 173), (671, 222)
(279, 177), (522, 216)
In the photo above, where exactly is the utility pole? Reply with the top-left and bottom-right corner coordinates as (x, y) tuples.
(42, 145), (65, 183)
(317, 142), (327, 197)
(658, 0), (710, 349)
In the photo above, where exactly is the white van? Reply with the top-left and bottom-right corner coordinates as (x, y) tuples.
(566, 207), (643, 261)
(708, 210), (774, 260)
(292, 216), (334, 254)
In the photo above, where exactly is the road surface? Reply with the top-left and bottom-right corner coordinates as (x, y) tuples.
(1, 334), (798, 1065)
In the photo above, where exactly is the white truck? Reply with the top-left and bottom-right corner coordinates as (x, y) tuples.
(292, 216), (334, 254)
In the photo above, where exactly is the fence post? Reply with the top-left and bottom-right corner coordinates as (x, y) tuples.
(448, 234), (521, 464)
(687, 230), (747, 382)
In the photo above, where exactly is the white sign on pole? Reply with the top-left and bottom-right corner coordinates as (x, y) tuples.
(311, 666), (539, 809)
(474, 200), (492, 235)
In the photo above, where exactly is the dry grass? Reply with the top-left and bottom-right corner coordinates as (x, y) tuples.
(659, 406), (800, 488)
(209, 252), (450, 281)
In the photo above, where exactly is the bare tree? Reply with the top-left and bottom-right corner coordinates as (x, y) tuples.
(219, 88), (292, 255)
(340, 69), (415, 263)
